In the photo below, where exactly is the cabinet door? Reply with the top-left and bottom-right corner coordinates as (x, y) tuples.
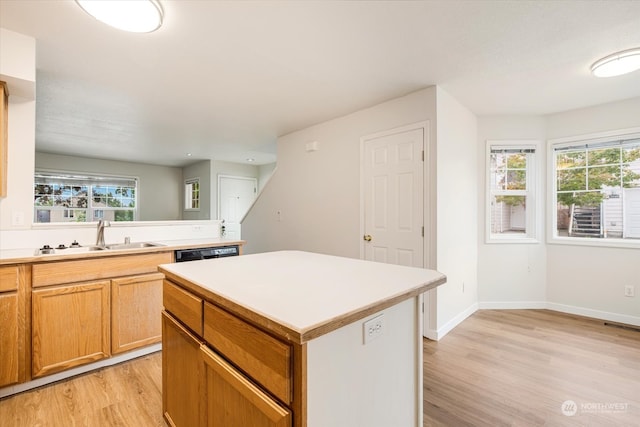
(112, 272), (164, 354)
(201, 345), (291, 427)
(0, 265), (28, 387)
(163, 311), (202, 427)
(32, 280), (110, 378)
(0, 292), (19, 386)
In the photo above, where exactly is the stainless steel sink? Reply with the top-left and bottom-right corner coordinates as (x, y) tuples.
(103, 242), (164, 250)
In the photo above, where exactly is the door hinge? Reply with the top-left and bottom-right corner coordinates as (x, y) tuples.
(421, 150), (424, 162)
(422, 226), (424, 237)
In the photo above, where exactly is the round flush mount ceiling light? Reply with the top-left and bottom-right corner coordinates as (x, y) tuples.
(75, 0), (164, 33)
(591, 48), (640, 77)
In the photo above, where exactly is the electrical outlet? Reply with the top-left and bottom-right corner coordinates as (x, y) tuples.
(624, 285), (635, 297)
(363, 314), (384, 345)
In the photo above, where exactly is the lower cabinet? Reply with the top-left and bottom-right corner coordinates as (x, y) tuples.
(0, 293), (20, 386)
(0, 264), (26, 387)
(162, 309), (292, 427)
(200, 345), (291, 427)
(111, 272), (164, 354)
(162, 311), (201, 427)
(31, 280), (111, 378)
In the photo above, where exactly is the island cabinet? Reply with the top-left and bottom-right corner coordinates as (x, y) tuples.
(0, 264), (28, 387)
(159, 251), (447, 427)
(30, 252), (172, 378)
(162, 281), (295, 427)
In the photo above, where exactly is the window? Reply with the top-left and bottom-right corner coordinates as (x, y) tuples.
(550, 131), (640, 244)
(34, 171), (137, 223)
(486, 142), (538, 242)
(185, 178), (200, 210)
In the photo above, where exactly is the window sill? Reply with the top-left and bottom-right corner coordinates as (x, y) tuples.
(548, 235), (640, 249)
(486, 236), (540, 244)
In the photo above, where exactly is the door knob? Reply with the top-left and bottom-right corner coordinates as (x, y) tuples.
(363, 234), (372, 242)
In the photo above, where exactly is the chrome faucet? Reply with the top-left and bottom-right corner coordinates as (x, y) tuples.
(96, 219), (111, 247)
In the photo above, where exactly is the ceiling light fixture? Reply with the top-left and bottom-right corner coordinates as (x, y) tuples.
(591, 48), (640, 77)
(75, 0), (164, 33)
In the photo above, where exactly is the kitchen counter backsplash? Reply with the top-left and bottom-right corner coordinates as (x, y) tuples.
(0, 220), (223, 251)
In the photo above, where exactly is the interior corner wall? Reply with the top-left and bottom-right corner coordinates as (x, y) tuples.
(476, 116), (548, 307)
(433, 87), (479, 336)
(241, 87), (438, 257)
(35, 152), (183, 221)
(544, 97), (640, 325)
(182, 159), (211, 220)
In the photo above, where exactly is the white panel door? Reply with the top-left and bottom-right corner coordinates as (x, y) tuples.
(363, 128), (424, 267)
(218, 176), (257, 239)
(623, 188), (640, 238)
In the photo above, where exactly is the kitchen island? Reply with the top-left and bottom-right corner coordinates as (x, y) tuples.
(159, 250), (446, 427)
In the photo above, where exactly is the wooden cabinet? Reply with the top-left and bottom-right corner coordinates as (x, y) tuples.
(163, 281), (294, 427)
(31, 280), (110, 378)
(30, 252), (172, 378)
(0, 265), (28, 387)
(0, 81), (7, 198)
(111, 272), (164, 354)
(201, 345), (291, 427)
(162, 311), (201, 427)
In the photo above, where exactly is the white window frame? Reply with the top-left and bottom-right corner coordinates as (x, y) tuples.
(548, 127), (640, 249)
(184, 177), (200, 211)
(485, 140), (540, 244)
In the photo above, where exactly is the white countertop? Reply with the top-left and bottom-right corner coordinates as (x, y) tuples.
(0, 238), (244, 264)
(159, 250), (446, 342)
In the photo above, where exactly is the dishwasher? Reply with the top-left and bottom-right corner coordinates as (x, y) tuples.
(174, 245), (240, 262)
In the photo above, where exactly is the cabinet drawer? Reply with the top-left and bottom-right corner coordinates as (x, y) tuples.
(32, 252), (172, 288)
(163, 280), (203, 336)
(0, 265), (19, 292)
(204, 302), (292, 404)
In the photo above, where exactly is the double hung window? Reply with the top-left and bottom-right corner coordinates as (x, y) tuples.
(551, 132), (640, 243)
(34, 171), (137, 223)
(486, 142), (538, 242)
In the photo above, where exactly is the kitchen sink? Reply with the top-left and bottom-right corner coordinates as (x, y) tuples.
(103, 242), (164, 250)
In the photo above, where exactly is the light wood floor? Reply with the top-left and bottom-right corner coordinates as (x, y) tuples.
(424, 309), (640, 426)
(1, 310), (638, 426)
(0, 353), (165, 427)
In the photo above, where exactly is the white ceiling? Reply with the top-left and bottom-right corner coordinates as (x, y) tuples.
(2, 1), (640, 167)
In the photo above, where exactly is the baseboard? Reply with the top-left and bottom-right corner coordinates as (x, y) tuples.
(546, 302), (640, 328)
(427, 302), (478, 341)
(477, 300), (640, 328)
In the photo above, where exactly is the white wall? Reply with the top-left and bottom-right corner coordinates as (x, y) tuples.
(477, 116), (547, 307)
(0, 29), (36, 231)
(430, 87), (479, 337)
(243, 87), (481, 338)
(477, 98), (640, 326)
(242, 87), (438, 258)
(545, 97), (640, 325)
(35, 152), (183, 221)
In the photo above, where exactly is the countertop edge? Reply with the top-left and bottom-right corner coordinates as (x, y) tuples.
(159, 266), (446, 345)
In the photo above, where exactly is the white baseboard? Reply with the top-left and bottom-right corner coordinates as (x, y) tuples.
(429, 301), (640, 341)
(546, 302), (640, 327)
(426, 302), (478, 341)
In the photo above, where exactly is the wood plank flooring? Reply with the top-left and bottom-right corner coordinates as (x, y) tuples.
(0, 353), (165, 427)
(424, 309), (640, 427)
(1, 310), (638, 426)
